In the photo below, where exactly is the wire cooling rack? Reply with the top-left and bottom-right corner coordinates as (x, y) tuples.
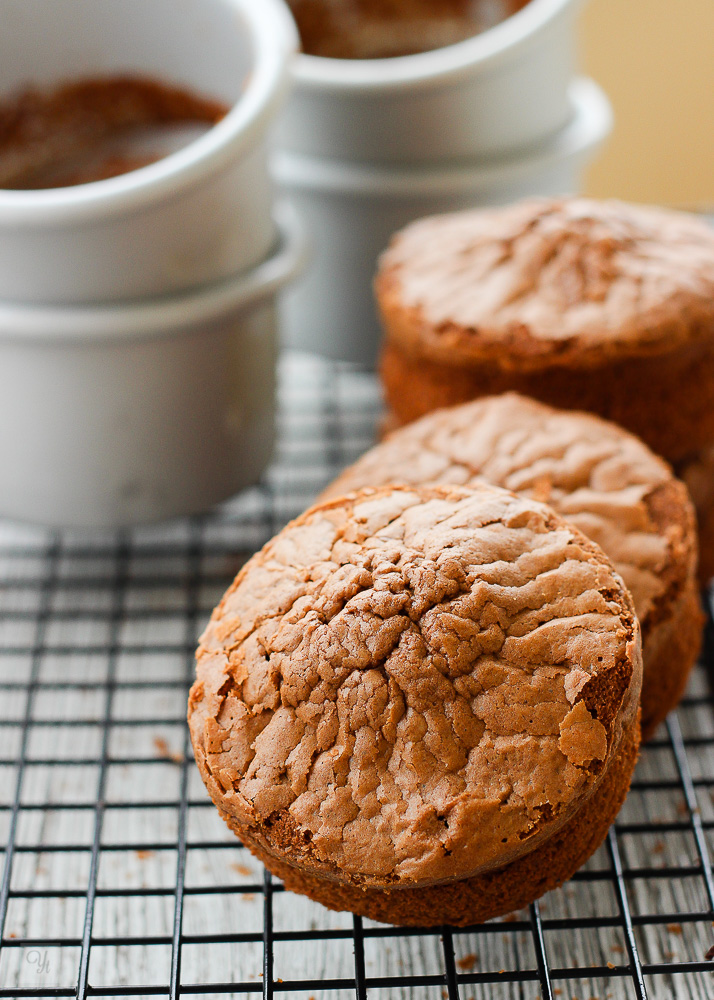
(1, 352), (714, 1000)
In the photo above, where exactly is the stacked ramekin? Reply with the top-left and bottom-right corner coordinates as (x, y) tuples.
(274, 0), (612, 365)
(0, 0), (305, 527)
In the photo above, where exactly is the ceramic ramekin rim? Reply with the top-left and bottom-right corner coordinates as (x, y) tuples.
(0, 203), (308, 340)
(292, 0), (582, 92)
(272, 78), (612, 196)
(0, 0), (298, 226)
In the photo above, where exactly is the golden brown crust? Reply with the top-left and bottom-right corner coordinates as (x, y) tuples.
(218, 718), (640, 927)
(189, 483), (642, 893)
(639, 581), (703, 739)
(323, 394), (698, 635)
(326, 396), (701, 740)
(377, 198), (714, 370)
(379, 333), (714, 465)
(377, 198), (714, 467)
(677, 446), (714, 583)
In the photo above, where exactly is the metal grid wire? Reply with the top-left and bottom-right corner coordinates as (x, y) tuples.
(1, 352), (714, 999)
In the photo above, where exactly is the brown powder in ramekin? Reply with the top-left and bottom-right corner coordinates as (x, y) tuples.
(0, 76), (228, 189)
(287, 0), (531, 59)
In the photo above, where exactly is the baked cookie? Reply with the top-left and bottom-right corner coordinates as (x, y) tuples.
(377, 197), (714, 465)
(189, 483), (642, 926)
(322, 395), (702, 739)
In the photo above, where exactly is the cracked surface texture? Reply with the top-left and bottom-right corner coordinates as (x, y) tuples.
(190, 484), (641, 888)
(378, 197), (714, 369)
(322, 394), (698, 639)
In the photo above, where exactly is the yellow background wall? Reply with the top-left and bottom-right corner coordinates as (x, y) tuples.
(581, 0), (714, 208)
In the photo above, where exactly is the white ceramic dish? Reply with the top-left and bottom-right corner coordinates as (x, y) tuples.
(0, 0), (298, 304)
(0, 206), (307, 528)
(275, 77), (611, 367)
(277, 0), (581, 164)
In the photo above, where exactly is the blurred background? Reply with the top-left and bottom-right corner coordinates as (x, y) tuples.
(582, 0), (714, 208)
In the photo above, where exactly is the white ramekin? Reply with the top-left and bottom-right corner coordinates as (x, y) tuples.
(276, 0), (581, 164)
(0, 0), (298, 304)
(275, 77), (611, 367)
(0, 206), (306, 529)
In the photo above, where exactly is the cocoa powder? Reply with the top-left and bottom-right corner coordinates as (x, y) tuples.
(0, 76), (228, 189)
(287, 0), (531, 59)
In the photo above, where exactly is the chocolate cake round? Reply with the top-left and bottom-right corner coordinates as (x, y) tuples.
(322, 394), (702, 739)
(189, 483), (642, 925)
(378, 197), (714, 467)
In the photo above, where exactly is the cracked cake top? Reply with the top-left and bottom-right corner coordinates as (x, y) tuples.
(377, 197), (714, 369)
(189, 484), (641, 888)
(322, 394), (698, 641)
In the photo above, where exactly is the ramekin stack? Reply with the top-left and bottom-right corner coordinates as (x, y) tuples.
(0, 0), (305, 528)
(273, 0), (612, 366)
